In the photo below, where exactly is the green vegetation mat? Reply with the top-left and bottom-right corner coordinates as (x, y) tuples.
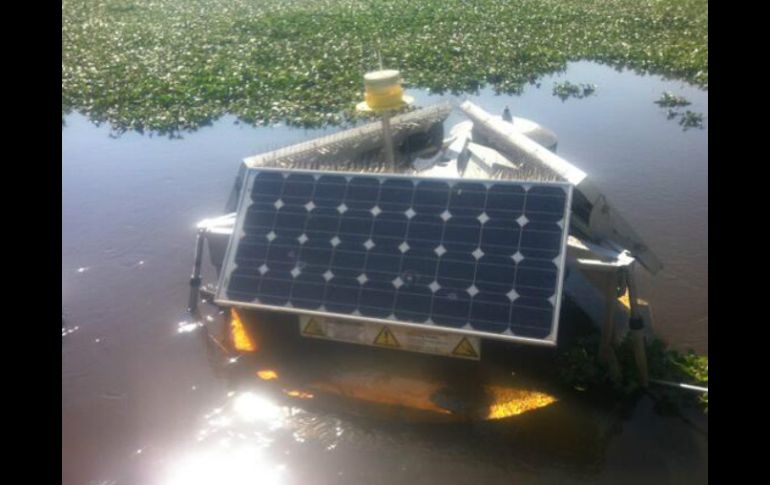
(62, 0), (708, 134)
(558, 335), (708, 412)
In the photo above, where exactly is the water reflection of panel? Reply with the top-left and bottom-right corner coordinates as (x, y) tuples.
(216, 168), (572, 345)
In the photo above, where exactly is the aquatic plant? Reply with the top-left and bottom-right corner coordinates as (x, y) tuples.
(655, 91), (692, 107)
(556, 337), (602, 391)
(62, 0), (708, 135)
(557, 334), (708, 412)
(678, 110), (705, 130)
(666, 347), (708, 412)
(655, 93), (704, 130)
(552, 81), (597, 101)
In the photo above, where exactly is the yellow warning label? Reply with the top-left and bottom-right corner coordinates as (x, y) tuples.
(373, 326), (400, 348)
(452, 337), (478, 358)
(302, 318), (326, 337)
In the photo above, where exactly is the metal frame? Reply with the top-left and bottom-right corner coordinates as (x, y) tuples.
(459, 101), (662, 274)
(221, 164), (576, 192)
(547, 183), (573, 343)
(243, 102), (452, 170)
(214, 166), (573, 347)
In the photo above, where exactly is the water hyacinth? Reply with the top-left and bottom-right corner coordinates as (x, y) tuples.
(558, 335), (708, 413)
(655, 92), (704, 130)
(552, 81), (597, 101)
(678, 110), (705, 130)
(62, 0), (708, 135)
(655, 91), (692, 107)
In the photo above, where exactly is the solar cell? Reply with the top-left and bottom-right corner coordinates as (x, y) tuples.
(216, 168), (572, 345)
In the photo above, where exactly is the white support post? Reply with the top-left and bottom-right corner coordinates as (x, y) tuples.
(626, 265), (650, 388)
(599, 270), (622, 383)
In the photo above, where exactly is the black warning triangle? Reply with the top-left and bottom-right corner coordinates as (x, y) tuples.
(373, 326), (400, 348)
(302, 318), (326, 337)
(452, 337), (478, 358)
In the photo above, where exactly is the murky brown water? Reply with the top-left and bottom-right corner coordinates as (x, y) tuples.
(63, 62), (707, 485)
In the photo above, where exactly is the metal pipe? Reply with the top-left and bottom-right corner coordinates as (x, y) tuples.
(626, 265), (649, 388)
(599, 271), (622, 383)
(649, 378), (708, 394)
(245, 103), (451, 170)
(381, 113), (395, 171)
(459, 100), (663, 275)
(186, 229), (206, 319)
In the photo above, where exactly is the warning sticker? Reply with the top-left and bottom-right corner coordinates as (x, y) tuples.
(373, 326), (400, 348)
(297, 316), (480, 359)
(452, 337), (479, 358)
(302, 318), (326, 337)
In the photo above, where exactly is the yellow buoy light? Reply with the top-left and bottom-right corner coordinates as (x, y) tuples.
(356, 69), (414, 113)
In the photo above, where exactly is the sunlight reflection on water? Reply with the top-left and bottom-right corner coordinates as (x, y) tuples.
(158, 392), (289, 485)
(160, 445), (286, 485)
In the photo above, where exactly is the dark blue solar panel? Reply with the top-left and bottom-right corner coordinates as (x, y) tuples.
(217, 168), (572, 343)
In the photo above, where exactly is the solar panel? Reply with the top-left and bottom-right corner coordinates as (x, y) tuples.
(215, 168), (573, 345)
